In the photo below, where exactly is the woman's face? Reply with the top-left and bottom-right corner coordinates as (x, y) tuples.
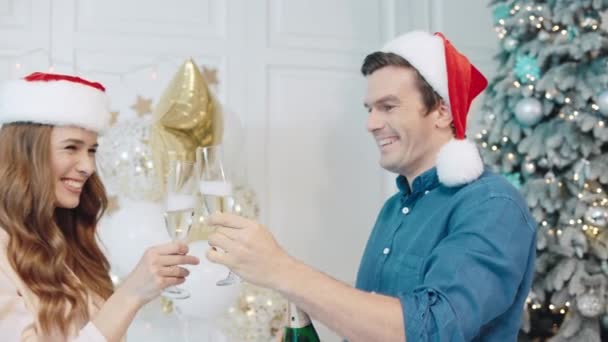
(50, 126), (98, 209)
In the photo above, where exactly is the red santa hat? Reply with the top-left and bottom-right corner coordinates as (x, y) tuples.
(381, 31), (488, 186)
(0, 72), (110, 133)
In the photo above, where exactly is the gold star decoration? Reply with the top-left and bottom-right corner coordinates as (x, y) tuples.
(106, 195), (120, 215)
(201, 66), (219, 85)
(109, 111), (119, 126)
(130, 95), (153, 117)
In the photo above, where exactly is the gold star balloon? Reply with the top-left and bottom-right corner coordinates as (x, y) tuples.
(149, 59), (223, 194)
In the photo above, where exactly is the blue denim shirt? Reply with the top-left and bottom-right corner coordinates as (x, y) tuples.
(356, 167), (536, 341)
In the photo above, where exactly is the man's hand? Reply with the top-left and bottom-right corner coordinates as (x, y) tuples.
(206, 213), (295, 289)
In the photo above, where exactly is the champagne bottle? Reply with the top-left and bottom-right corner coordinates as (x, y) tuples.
(282, 302), (321, 342)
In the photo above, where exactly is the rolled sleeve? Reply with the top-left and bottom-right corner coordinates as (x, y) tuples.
(398, 196), (535, 341)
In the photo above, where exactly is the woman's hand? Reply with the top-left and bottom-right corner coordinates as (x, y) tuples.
(116, 241), (200, 306)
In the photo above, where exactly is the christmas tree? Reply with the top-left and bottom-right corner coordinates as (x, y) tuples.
(478, 1), (608, 341)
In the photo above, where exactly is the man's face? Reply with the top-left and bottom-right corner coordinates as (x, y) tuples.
(364, 66), (439, 176)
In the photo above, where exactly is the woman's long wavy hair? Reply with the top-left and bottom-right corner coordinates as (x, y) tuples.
(0, 123), (113, 336)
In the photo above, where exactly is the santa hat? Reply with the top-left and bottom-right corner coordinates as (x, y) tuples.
(381, 31), (488, 186)
(0, 72), (110, 133)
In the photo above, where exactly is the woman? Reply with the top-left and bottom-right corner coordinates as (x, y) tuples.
(0, 72), (199, 341)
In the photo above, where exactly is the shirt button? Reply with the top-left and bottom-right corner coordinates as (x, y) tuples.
(383, 247), (390, 255)
(402, 207), (410, 215)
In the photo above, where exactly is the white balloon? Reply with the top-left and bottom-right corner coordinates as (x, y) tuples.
(175, 241), (241, 320)
(127, 298), (183, 342)
(98, 198), (170, 277)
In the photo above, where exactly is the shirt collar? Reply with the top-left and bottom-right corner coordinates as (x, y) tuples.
(396, 167), (440, 195)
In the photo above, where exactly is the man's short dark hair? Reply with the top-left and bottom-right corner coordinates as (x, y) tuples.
(361, 52), (443, 115)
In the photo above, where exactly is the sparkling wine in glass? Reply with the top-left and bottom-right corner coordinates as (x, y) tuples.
(163, 159), (197, 299)
(196, 145), (239, 286)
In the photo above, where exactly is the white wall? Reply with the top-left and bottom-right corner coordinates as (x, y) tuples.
(0, 1), (496, 340)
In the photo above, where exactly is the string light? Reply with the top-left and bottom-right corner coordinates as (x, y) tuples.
(592, 104), (600, 111)
(514, 81), (521, 88)
(599, 121), (605, 127)
(564, 97), (571, 103)
(552, 25), (560, 31)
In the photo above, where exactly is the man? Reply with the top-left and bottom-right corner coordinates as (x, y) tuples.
(207, 31), (536, 341)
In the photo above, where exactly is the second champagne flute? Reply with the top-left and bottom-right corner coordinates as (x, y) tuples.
(196, 145), (239, 286)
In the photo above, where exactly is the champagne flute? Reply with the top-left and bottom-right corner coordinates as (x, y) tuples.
(163, 159), (197, 299)
(196, 145), (239, 286)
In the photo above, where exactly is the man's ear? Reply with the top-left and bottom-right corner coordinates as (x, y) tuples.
(434, 102), (453, 129)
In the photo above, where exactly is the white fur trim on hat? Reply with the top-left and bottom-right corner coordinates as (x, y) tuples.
(0, 79), (110, 132)
(381, 31), (450, 105)
(436, 139), (484, 187)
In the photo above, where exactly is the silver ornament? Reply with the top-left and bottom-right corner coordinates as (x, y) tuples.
(503, 37), (519, 52)
(97, 118), (162, 201)
(514, 98), (543, 126)
(585, 206), (608, 227)
(597, 89), (608, 116)
(577, 291), (605, 317)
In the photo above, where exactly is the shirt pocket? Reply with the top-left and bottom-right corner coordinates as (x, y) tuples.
(391, 253), (424, 293)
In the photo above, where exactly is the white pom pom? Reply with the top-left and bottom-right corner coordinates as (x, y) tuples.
(436, 139), (484, 187)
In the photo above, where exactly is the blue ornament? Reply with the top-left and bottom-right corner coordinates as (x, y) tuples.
(493, 4), (511, 24)
(514, 54), (541, 83)
(504, 172), (523, 189)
